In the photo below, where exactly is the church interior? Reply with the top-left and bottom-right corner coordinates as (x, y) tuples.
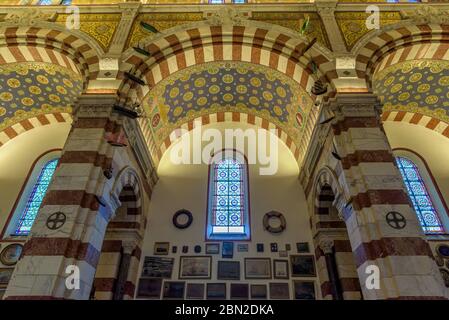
(0, 0), (449, 301)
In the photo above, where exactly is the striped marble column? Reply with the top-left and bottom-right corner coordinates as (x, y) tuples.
(4, 95), (125, 300)
(328, 93), (447, 300)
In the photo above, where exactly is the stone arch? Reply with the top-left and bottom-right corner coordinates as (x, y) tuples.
(119, 19), (336, 103)
(312, 166), (344, 213)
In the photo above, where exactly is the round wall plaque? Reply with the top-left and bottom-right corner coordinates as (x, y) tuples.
(46, 212), (66, 230)
(385, 211), (406, 229)
(263, 211), (286, 234)
(437, 244), (449, 258)
(0, 243), (23, 266)
(172, 209), (193, 229)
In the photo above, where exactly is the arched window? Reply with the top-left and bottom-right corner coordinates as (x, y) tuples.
(14, 158), (58, 235)
(37, 0), (53, 4)
(396, 156), (444, 234)
(206, 151), (250, 240)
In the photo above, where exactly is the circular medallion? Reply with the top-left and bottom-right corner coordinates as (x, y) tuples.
(172, 209), (193, 229)
(385, 211), (406, 230)
(263, 211), (286, 234)
(0, 243), (23, 266)
(46, 212), (67, 230)
(436, 244), (449, 258)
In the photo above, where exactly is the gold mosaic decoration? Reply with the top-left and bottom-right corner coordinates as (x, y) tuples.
(56, 13), (121, 51)
(373, 59), (449, 124)
(335, 11), (402, 50)
(126, 13), (204, 49)
(251, 12), (331, 50)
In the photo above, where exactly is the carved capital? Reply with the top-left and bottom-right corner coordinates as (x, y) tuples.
(319, 238), (334, 255)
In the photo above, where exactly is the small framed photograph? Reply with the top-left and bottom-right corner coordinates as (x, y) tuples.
(290, 255), (316, 277)
(279, 250), (288, 258)
(172, 246), (177, 254)
(182, 246), (189, 253)
(162, 281), (185, 299)
(270, 243), (278, 252)
(296, 242), (309, 253)
(250, 284), (267, 299)
(285, 244), (291, 251)
(273, 259), (289, 279)
(0, 268), (13, 285)
(222, 242), (234, 258)
(293, 280), (316, 300)
(186, 283), (205, 299)
(179, 256), (212, 279)
(207, 283), (226, 300)
(217, 261), (240, 280)
(136, 278), (163, 299)
(244, 258), (271, 279)
(269, 282), (290, 299)
(206, 243), (220, 254)
(237, 244), (248, 252)
(141, 256), (174, 278)
(230, 283), (249, 299)
(256, 243), (264, 252)
(154, 242), (170, 255)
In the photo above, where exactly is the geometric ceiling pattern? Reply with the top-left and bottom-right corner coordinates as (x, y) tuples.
(373, 60), (449, 124)
(0, 62), (82, 132)
(143, 61), (313, 151)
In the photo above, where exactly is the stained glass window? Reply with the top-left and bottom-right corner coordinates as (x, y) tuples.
(209, 0), (224, 3)
(207, 154), (250, 239)
(14, 159), (58, 236)
(37, 0), (53, 5)
(60, 0), (72, 4)
(396, 157), (444, 234)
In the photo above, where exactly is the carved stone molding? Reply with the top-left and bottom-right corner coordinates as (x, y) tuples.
(319, 238), (335, 255)
(205, 7), (249, 26)
(4, 8), (56, 26)
(401, 5), (449, 25)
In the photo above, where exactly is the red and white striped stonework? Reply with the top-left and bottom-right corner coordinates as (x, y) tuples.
(382, 111), (449, 140)
(328, 93), (447, 300)
(354, 23), (449, 89)
(4, 95), (147, 300)
(0, 113), (72, 148)
(0, 25), (102, 85)
(119, 24), (335, 103)
(311, 169), (361, 300)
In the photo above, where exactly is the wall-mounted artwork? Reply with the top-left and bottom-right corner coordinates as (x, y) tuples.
(182, 246), (189, 253)
(186, 283), (205, 299)
(269, 282), (290, 299)
(206, 243), (220, 254)
(0, 268), (13, 285)
(179, 256), (212, 279)
(290, 255), (316, 277)
(230, 283), (249, 299)
(153, 242), (170, 255)
(296, 242), (309, 253)
(250, 284), (267, 299)
(222, 242), (234, 258)
(217, 261), (240, 280)
(293, 280), (316, 300)
(141, 256), (174, 278)
(244, 258), (271, 279)
(136, 278), (163, 299)
(207, 283), (226, 300)
(194, 245), (202, 253)
(273, 260), (289, 279)
(172, 246), (177, 254)
(279, 250), (288, 258)
(257, 243), (264, 253)
(237, 244), (249, 252)
(163, 281), (185, 299)
(270, 243), (278, 252)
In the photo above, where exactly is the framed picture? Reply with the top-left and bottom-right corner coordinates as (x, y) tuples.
(179, 256), (212, 279)
(256, 243), (264, 252)
(153, 242), (169, 255)
(279, 250), (288, 258)
(206, 243), (220, 254)
(182, 246), (189, 253)
(0, 268), (13, 285)
(162, 281), (185, 299)
(285, 244), (291, 251)
(186, 283), (205, 299)
(290, 255), (316, 277)
(172, 246), (177, 254)
(244, 258), (271, 279)
(273, 259), (289, 279)
(194, 245), (202, 253)
(293, 280), (316, 300)
(217, 261), (240, 280)
(230, 283), (249, 299)
(237, 244), (248, 252)
(207, 283), (226, 300)
(269, 282), (290, 299)
(136, 278), (162, 299)
(296, 242), (310, 253)
(141, 256), (174, 278)
(250, 284), (267, 299)
(222, 242), (233, 258)
(270, 243), (278, 252)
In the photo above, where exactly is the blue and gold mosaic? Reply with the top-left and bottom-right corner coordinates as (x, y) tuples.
(144, 61), (313, 148)
(374, 60), (449, 123)
(0, 62), (82, 131)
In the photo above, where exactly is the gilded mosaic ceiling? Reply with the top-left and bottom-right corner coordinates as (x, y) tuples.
(373, 60), (449, 124)
(0, 62), (82, 131)
(143, 61), (313, 148)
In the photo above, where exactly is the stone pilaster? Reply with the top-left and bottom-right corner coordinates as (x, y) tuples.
(328, 93), (447, 300)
